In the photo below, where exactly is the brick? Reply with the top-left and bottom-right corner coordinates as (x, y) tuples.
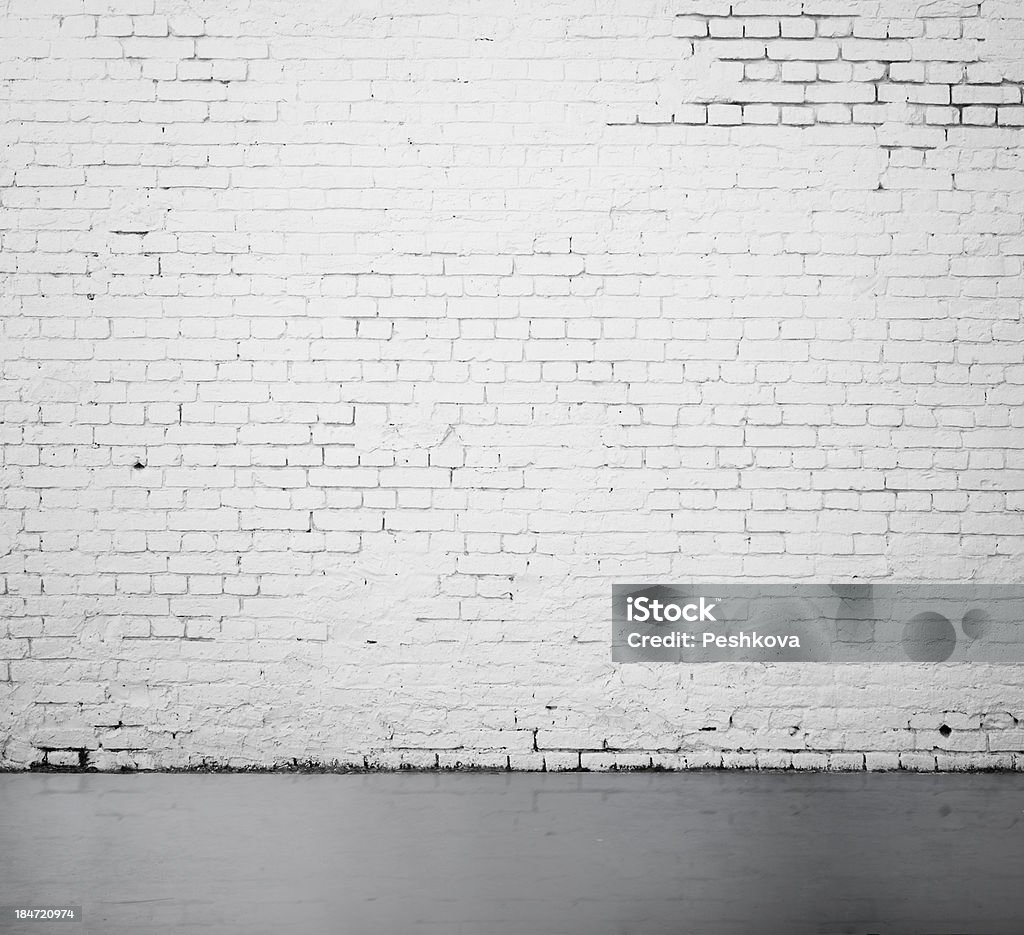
(816, 18), (854, 39)
(707, 39), (767, 59)
(791, 752), (830, 769)
(853, 103), (891, 124)
(865, 753), (900, 771)
(879, 83), (950, 104)
(954, 84), (1022, 105)
(815, 103), (852, 122)
(806, 82), (876, 103)
(742, 103), (780, 123)
(961, 105), (996, 125)
(708, 17), (743, 38)
(900, 753), (938, 771)
(817, 60), (854, 82)
(889, 62), (925, 82)
(780, 17), (815, 39)
(122, 36), (193, 58)
(745, 60), (780, 80)
(998, 106), (1024, 125)
(168, 15), (205, 37)
(674, 103), (708, 124)
(195, 37), (268, 59)
(780, 61), (816, 81)
(828, 753), (865, 770)
(674, 16), (708, 38)
(707, 103), (743, 124)
(989, 730), (1024, 752)
(841, 39), (912, 61)
(768, 39), (839, 60)
(781, 105), (815, 124)
(925, 105), (959, 125)
(744, 19), (781, 38)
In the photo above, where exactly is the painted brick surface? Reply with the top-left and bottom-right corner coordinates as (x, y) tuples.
(1, 0), (1024, 770)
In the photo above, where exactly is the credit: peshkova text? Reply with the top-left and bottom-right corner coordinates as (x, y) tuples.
(626, 631), (802, 649)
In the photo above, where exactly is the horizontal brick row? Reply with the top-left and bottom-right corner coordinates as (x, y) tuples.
(629, 102), (1024, 126)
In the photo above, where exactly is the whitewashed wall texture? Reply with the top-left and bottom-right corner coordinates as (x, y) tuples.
(2, 0), (1024, 770)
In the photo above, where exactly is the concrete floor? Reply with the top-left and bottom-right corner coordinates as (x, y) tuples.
(0, 772), (1022, 935)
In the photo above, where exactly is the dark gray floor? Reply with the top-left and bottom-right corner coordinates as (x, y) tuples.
(0, 771), (1022, 934)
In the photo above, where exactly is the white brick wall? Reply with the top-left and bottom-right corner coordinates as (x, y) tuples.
(2, 0), (1024, 771)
